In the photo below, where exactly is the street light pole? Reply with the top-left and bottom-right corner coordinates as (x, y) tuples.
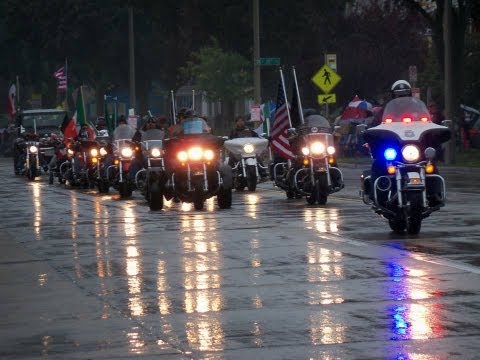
(253, 0), (261, 104)
(444, 0), (454, 164)
(128, 6), (136, 112)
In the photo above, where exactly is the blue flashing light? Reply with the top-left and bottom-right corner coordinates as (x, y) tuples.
(384, 148), (397, 161)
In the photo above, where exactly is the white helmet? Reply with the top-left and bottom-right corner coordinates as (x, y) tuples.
(391, 80), (412, 98)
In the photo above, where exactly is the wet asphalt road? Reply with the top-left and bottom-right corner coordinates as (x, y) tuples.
(1, 157), (480, 360)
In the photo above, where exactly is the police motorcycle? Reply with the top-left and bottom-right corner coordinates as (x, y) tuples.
(134, 128), (167, 210)
(360, 96), (451, 235)
(13, 109), (67, 181)
(164, 116), (233, 210)
(107, 124), (138, 198)
(274, 114), (344, 204)
(224, 136), (269, 191)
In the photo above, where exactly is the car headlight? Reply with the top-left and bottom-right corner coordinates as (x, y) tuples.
(301, 147), (310, 156)
(29, 145), (38, 154)
(99, 147), (108, 156)
(310, 141), (325, 155)
(121, 147), (133, 158)
(243, 143), (255, 154)
(188, 147), (203, 161)
(327, 146), (336, 155)
(177, 151), (188, 162)
(402, 145), (420, 162)
(151, 148), (161, 158)
(90, 148), (99, 157)
(204, 149), (215, 161)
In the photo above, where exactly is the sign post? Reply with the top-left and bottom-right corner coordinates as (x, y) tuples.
(312, 64), (342, 116)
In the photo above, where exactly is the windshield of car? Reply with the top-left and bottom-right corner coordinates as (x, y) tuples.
(382, 97), (430, 123)
(21, 112), (66, 131)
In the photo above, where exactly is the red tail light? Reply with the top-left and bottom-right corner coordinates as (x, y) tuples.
(420, 115), (429, 122)
(402, 117), (412, 123)
(384, 118), (393, 124)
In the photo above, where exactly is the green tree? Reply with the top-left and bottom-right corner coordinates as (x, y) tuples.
(181, 40), (252, 134)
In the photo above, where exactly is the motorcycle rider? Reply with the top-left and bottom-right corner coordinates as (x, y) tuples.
(368, 80), (443, 205)
(228, 115), (268, 180)
(369, 80), (413, 194)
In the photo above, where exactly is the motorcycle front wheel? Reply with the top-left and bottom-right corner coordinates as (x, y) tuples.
(246, 165), (257, 192)
(27, 162), (37, 181)
(406, 193), (423, 235)
(149, 190), (164, 211)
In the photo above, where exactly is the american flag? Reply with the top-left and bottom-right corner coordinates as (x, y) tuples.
(270, 82), (294, 159)
(54, 66), (67, 91)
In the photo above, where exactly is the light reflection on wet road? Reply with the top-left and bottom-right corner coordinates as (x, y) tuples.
(1, 161), (480, 359)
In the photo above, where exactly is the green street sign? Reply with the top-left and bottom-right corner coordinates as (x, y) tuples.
(256, 57), (280, 66)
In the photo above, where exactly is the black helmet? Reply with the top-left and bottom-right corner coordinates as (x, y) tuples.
(184, 108), (197, 118)
(391, 80), (412, 98)
(177, 107), (188, 118)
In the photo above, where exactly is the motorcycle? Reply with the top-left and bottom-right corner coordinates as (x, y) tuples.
(135, 129), (167, 210)
(14, 136), (41, 181)
(107, 125), (138, 198)
(61, 139), (100, 188)
(360, 96), (451, 235)
(164, 118), (233, 211)
(274, 114), (344, 204)
(224, 136), (269, 191)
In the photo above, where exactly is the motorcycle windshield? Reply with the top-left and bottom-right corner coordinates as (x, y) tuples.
(382, 97), (430, 123)
(142, 129), (164, 141)
(142, 140), (163, 150)
(113, 125), (136, 140)
(300, 114), (331, 134)
(182, 119), (205, 135)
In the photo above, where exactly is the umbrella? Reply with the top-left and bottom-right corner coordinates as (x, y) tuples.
(340, 95), (373, 120)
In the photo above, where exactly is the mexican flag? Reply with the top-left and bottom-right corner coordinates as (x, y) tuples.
(254, 101), (275, 136)
(61, 87), (89, 144)
(7, 84), (16, 121)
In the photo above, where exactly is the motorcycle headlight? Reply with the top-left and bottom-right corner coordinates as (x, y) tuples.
(301, 147), (310, 156)
(204, 149), (215, 161)
(188, 147), (203, 161)
(243, 143), (255, 154)
(310, 141), (325, 155)
(67, 149), (74, 156)
(90, 148), (99, 157)
(177, 151), (188, 162)
(29, 145), (38, 154)
(151, 148), (161, 158)
(402, 145), (420, 162)
(327, 146), (336, 155)
(99, 147), (108, 156)
(121, 147), (133, 158)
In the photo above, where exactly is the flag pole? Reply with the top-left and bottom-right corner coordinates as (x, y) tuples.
(64, 58), (68, 110)
(279, 67), (292, 128)
(192, 89), (195, 111)
(292, 66), (305, 125)
(266, 103), (273, 162)
(170, 90), (177, 124)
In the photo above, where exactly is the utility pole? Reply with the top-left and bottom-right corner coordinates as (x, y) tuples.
(128, 6), (136, 112)
(253, 0), (261, 104)
(444, 0), (454, 164)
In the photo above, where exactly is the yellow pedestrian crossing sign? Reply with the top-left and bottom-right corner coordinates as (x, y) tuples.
(317, 93), (336, 105)
(312, 65), (341, 94)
